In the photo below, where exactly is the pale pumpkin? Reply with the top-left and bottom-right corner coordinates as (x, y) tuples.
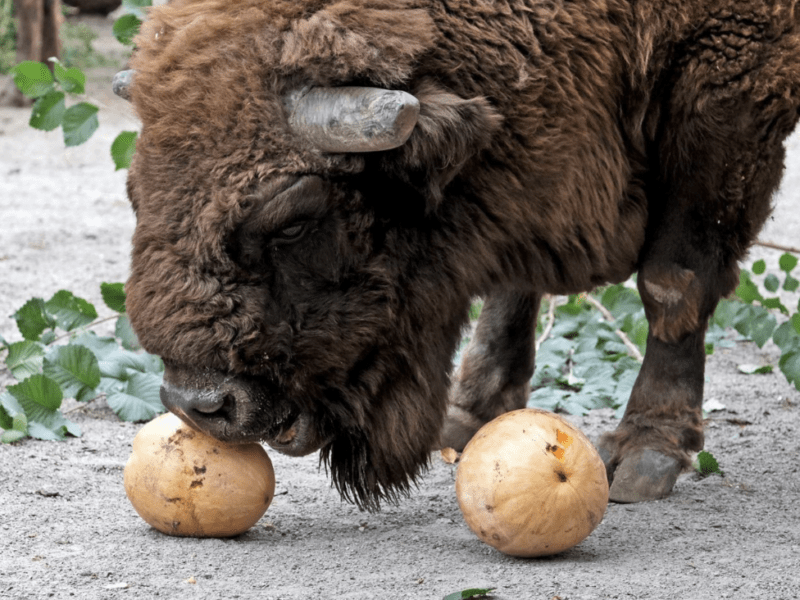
(124, 412), (275, 537)
(455, 408), (608, 557)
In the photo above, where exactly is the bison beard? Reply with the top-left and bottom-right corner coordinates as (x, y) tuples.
(121, 0), (800, 509)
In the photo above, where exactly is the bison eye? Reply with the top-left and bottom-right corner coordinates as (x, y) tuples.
(271, 221), (309, 246)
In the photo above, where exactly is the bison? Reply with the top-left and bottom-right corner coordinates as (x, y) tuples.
(116, 0), (800, 510)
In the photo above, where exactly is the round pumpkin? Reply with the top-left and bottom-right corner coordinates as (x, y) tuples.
(455, 408), (608, 557)
(124, 412), (275, 537)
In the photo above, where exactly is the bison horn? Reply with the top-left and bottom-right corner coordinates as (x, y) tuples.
(285, 87), (419, 153)
(112, 69), (134, 101)
(111, 71), (419, 153)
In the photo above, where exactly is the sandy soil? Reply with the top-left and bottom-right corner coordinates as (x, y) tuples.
(1, 14), (800, 600)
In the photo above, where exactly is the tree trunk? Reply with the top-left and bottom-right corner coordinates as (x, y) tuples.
(0, 0), (62, 107)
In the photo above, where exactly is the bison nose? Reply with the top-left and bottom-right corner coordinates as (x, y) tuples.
(160, 379), (241, 423)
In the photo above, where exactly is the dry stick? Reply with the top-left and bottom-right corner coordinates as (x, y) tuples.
(535, 295), (557, 351)
(50, 315), (118, 344)
(584, 295), (645, 363)
(754, 240), (800, 255)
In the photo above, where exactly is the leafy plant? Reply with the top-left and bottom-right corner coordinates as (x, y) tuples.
(527, 286), (646, 418)
(0, 284), (165, 444)
(113, 0), (151, 45)
(11, 58), (137, 167)
(464, 252), (800, 418)
(443, 588), (495, 600)
(10, 0), (149, 168)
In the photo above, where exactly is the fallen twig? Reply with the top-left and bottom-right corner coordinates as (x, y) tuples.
(584, 295), (644, 363)
(535, 295), (557, 350)
(755, 240), (800, 255)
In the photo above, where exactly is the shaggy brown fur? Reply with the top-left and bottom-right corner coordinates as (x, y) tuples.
(125, 0), (800, 508)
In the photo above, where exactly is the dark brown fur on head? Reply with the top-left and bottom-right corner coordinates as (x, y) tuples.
(125, 0), (800, 508)
(125, 0), (495, 509)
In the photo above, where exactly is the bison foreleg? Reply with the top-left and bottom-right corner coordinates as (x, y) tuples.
(439, 289), (542, 450)
(599, 70), (797, 501)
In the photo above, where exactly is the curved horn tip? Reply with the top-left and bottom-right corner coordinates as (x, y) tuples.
(112, 69), (135, 101)
(287, 86), (421, 153)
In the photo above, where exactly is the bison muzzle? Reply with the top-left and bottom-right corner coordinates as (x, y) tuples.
(160, 365), (329, 457)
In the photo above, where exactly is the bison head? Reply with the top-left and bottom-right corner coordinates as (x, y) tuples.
(119, 0), (502, 509)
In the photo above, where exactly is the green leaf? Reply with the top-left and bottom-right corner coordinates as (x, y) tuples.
(0, 393), (25, 421)
(52, 61), (85, 94)
(0, 402), (27, 441)
(0, 401), (13, 430)
(772, 321), (800, 354)
(11, 61), (54, 98)
(783, 274), (799, 293)
(712, 299), (743, 329)
(7, 374), (63, 413)
(527, 387), (565, 412)
(29, 91), (65, 131)
(779, 349), (800, 392)
(13, 298), (56, 341)
(113, 13), (142, 45)
(45, 290), (98, 332)
(737, 364), (773, 375)
(748, 311), (777, 348)
(12, 412), (28, 432)
(106, 372), (164, 422)
(761, 297), (788, 315)
(28, 418), (81, 441)
(751, 259), (766, 275)
(62, 102), (99, 147)
(600, 284), (642, 319)
(558, 295), (586, 316)
(733, 305), (776, 348)
(561, 394), (596, 416)
(101, 282), (127, 313)
(443, 588), (496, 600)
(734, 271), (762, 304)
(111, 131), (138, 170)
(115, 314), (141, 351)
(71, 331), (119, 358)
(43, 345), (101, 402)
(6, 376), (80, 440)
(779, 253), (798, 273)
(1, 430), (27, 443)
(98, 349), (163, 380)
(750, 312), (778, 348)
(693, 450), (723, 477)
(764, 274), (780, 293)
(5, 341), (45, 380)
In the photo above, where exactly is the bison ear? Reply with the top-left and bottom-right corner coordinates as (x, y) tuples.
(280, 0), (436, 87)
(378, 80), (504, 207)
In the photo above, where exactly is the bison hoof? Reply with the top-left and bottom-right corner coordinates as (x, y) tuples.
(437, 405), (484, 451)
(599, 447), (682, 503)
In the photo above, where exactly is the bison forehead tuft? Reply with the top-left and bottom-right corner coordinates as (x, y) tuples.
(128, 0), (436, 162)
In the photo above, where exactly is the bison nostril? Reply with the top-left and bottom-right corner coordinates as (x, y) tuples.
(193, 390), (226, 414)
(160, 380), (239, 420)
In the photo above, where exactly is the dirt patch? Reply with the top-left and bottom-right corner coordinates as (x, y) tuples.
(1, 14), (799, 600)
